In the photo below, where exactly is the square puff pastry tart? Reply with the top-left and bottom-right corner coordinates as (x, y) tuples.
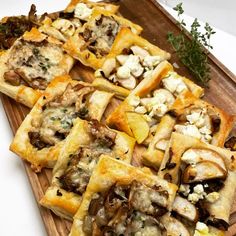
(63, 8), (143, 70)
(69, 155), (178, 236)
(10, 75), (113, 171)
(106, 60), (204, 144)
(93, 27), (171, 99)
(40, 118), (136, 220)
(39, 0), (119, 43)
(0, 28), (74, 107)
(158, 132), (236, 234)
(142, 100), (235, 170)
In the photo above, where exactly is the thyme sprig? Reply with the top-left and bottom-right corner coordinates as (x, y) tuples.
(167, 3), (215, 86)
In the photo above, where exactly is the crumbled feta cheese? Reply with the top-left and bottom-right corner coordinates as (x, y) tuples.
(181, 149), (199, 165)
(186, 111), (202, 125)
(175, 124), (202, 139)
(134, 106), (147, 114)
(117, 66), (131, 79)
(143, 114), (152, 123)
(128, 95), (140, 107)
(142, 55), (161, 69)
(194, 222), (209, 235)
(179, 184), (191, 196)
(119, 76), (137, 89)
(123, 55), (144, 77)
(116, 55), (129, 65)
(74, 3), (92, 20)
(152, 103), (168, 117)
(162, 74), (187, 95)
(206, 192), (220, 203)
(199, 126), (212, 135)
(143, 70), (153, 79)
(188, 184), (206, 204)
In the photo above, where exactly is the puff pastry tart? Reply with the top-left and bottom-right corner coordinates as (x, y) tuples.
(106, 60), (203, 144)
(39, 0), (119, 42)
(142, 100), (235, 170)
(63, 8), (143, 70)
(69, 155), (178, 236)
(93, 27), (171, 99)
(0, 28), (74, 107)
(10, 75), (113, 171)
(158, 132), (236, 234)
(40, 118), (135, 220)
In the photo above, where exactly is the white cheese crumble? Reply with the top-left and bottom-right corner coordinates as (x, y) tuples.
(205, 192), (220, 203)
(124, 55), (144, 77)
(194, 222), (209, 236)
(179, 184), (191, 196)
(74, 3), (92, 20)
(142, 55), (161, 69)
(117, 66), (131, 80)
(188, 184), (206, 204)
(135, 106), (147, 114)
(162, 73), (188, 95)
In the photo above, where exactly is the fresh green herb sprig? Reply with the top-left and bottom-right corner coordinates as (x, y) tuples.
(167, 3), (215, 86)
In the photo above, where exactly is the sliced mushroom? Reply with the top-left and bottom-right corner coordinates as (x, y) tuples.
(183, 161), (227, 183)
(161, 215), (190, 236)
(101, 58), (117, 78)
(52, 18), (75, 37)
(172, 196), (199, 222)
(130, 45), (150, 58)
(118, 75), (137, 90)
(116, 55), (129, 65)
(182, 149), (227, 172)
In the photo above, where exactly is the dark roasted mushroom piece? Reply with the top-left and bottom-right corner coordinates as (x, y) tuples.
(207, 218), (229, 231)
(4, 70), (21, 86)
(28, 131), (52, 150)
(224, 136), (236, 151)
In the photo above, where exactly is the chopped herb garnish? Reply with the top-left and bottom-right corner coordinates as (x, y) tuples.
(167, 3), (215, 87)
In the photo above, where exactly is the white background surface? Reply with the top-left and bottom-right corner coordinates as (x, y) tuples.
(0, 1), (235, 236)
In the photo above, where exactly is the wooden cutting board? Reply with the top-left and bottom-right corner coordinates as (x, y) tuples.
(1, 0), (236, 235)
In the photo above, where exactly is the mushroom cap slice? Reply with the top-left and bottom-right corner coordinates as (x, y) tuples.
(172, 196), (199, 222)
(183, 161), (227, 183)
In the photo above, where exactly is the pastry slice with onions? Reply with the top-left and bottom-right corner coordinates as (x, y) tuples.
(142, 99), (234, 170)
(0, 28), (74, 107)
(93, 27), (171, 99)
(106, 60), (203, 145)
(10, 75), (113, 171)
(158, 132), (236, 234)
(40, 119), (135, 220)
(39, 0), (119, 42)
(63, 8), (142, 70)
(69, 155), (178, 235)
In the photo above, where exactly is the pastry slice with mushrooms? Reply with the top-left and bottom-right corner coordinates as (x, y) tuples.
(39, 0), (119, 42)
(93, 27), (171, 99)
(10, 75), (114, 171)
(106, 60), (203, 145)
(63, 8), (142, 70)
(69, 155), (178, 235)
(158, 132), (236, 233)
(0, 27), (74, 107)
(40, 119), (136, 220)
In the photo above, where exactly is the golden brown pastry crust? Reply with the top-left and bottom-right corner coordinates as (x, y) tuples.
(10, 75), (113, 171)
(70, 155), (178, 236)
(92, 27), (171, 98)
(0, 28), (74, 107)
(63, 9), (143, 70)
(65, 0), (119, 14)
(106, 61), (203, 138)
(40, 119), (136, 220)
(158, 132), (236, 228)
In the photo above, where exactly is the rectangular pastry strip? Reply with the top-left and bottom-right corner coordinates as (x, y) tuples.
(10, 75), (113, 171)
(40, 118), (136, 220)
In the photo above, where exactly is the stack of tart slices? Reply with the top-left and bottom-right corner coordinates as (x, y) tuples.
(0, 0), (235, 235)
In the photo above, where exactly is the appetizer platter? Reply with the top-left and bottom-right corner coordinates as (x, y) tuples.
(0, 0), (236, 235)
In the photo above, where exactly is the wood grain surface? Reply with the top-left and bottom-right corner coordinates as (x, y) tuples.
(1, 0), (236, 235)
